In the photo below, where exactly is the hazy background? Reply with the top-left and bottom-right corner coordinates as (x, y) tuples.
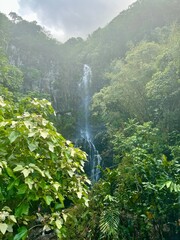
(0, 0), (136, 41)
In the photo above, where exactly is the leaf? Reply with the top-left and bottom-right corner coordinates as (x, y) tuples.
(17, 184), (27, 195)
(13, 226), (28, 240)
(22, 168), (31, 178)
(25, 178), (34, 189)
(0, 223), (8, 234)
(70, 148), (75, 157)
(66, 140), (71, 145)
(42, 119), (48, 126)
(28, 142), (38, 152)
(8, 131), (19, 143)
(0, 96), (6, 107)
(44, 170), (52, 179)
(47, 141), (55, 152)
(55, 203), (64, 210)
(165, 181), (172, 188)
(43, 224), (51, 232)
(67, 170), (74, 177)
(62, 213), (68, 222)
(0, 121), (8, 127)
(24, 120), (32, 129)
(28, 131), (36, 137)
(159, 183), (165, 190)
(13, 165), (24, 172)
(9, 215), (17, 223)
(2, 206), (12, 212)
(40, 130), (49, 139)
(7, 224), (13, 233)
(55, 219), (62, 229)
(6, 167), (16, 178)
(43, 195), (53, 205)
(30, 164), (45, 177)
(7, 180), (17, 191)
(170, 182), (174, 192)
(84, 197), (89, 207)
(77, 190), (82, 199)
(85, 179), (91, 185)
(53, 182), (60, 191)
(15, 203), (29, 217)
(57, 193), (64, 205)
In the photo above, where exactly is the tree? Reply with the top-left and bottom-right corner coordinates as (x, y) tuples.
(66, 121), (179, 240)
(0, 96), (90, 239)
(0, 50), (23, 92)
(92, 25), (180, 132)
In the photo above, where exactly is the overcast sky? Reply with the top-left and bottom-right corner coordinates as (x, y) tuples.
(0, 0), (136, 42)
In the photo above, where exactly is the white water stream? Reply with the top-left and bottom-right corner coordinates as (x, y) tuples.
(77, 64), (101, 182)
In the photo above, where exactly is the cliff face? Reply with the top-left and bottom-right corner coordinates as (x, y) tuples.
(0, 0), (179, 139)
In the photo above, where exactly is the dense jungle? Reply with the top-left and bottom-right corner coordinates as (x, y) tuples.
(0, 0), (180, 239)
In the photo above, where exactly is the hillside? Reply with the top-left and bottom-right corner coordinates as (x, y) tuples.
(0, 0), (180, 239)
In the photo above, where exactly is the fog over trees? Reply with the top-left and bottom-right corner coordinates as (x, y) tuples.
(0, 0), (180, 239)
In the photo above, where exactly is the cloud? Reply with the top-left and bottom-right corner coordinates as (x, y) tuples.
(18, 0), (135, 41)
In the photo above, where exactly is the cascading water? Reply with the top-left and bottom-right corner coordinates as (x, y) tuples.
(77, 64), (101, 182)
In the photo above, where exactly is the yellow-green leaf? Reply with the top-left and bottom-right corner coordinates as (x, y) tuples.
(67, 170), (74, 177)
(22, 169), (31, 178)
(7, 224), (13, 233)
(8, 131), (19, 143)
(47, 142), (55, 152)
(0, 96), (6, 107)
(9, 215), (17, 223)
(0, 223), (8, 234)
(13, 165), (24, 172)
(53, 182), (60, 191)
(55, 219), (63, 229)
(43, 195), (53, 205)
(28, 142), (38, 152)
(25, 178), (34, 189)
(62, 213), (68, 222)
(77, 191), (82, 199)
(40, 130), (49, 139)
(165, 181), (172, 188)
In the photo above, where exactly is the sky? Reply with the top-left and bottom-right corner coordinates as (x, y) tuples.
(0, 0), (136, 42)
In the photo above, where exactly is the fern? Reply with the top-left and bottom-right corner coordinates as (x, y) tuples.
(99, 208), (119, 239)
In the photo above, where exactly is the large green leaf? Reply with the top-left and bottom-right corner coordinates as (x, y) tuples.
(15, 203), (29, 217)
(13, 226), (28, 240)
(43, 195), (53, 205)
(17, 184), (28, 195)
(13, 165), (24, 172)
(8, 131), (19, 143)
(28, 142), (38, 152)
(6, 167), (16, 178)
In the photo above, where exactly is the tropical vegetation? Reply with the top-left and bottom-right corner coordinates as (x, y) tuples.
(0, 0), (179, 239)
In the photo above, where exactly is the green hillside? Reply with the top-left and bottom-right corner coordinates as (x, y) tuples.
(0, 0), (180, 239)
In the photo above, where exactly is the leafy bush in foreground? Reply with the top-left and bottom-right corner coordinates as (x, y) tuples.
(0, 96), (90, 239)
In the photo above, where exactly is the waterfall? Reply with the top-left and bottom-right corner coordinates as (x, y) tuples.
(77, 64), (101, 182)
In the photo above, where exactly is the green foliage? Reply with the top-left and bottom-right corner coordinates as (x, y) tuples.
(0, 2), (180, 239)
(0, 51), (23, 92)
(92, 25), (180, 132)
(99, 208), (119, 240)
(65, 122), (179, 240)
(0, 96), (90, 239)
